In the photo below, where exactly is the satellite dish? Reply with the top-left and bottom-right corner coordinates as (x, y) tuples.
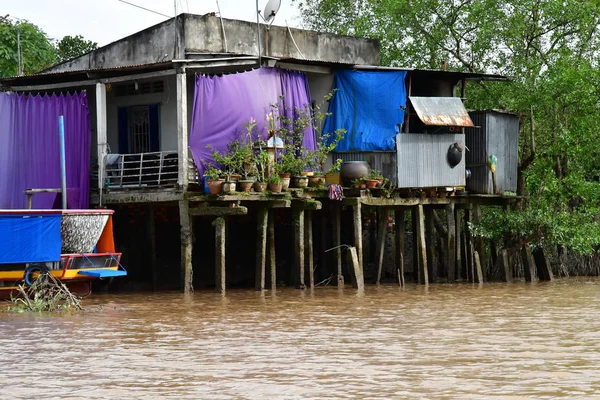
(262, 0), (281, 24)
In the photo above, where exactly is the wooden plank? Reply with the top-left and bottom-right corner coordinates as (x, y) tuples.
(305, 210), (315, 289)
(347, 246), (364, 290)
(522, 246), (536, 282)
(412, 208), (419, 282)
(425, 207), (436, 282)
(294, 207), (306, 289)
(189, 206), (248, 216)
(395, 209), (405, 287)
(415, 205), (429, 285)
(268, 209), (276, 291)
(376, 207), (388, 284)
(446, 203), (456, 282)
(474, 250), (484, 284)
(352, 203), (363, 271)
(255, 208), (268, 291)
(214, 217), (226, 293)
(178, 200), (193, 294)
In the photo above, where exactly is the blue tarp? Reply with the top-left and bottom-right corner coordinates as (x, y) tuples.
(0, 214), (62, 264)
(323, 70), (407, 151)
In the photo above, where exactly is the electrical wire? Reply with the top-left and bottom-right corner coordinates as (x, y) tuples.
(117, 0), (171, 18)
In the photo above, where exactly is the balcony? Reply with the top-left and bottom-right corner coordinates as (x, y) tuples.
(98, 150), (199, 190)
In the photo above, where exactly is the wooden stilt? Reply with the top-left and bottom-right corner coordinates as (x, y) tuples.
(268, 209), (276, 291)
(305, 210), (315, 289)
(499, 249), (511, 282)
(412, 208), (419, 282)
(534, 247), (554, 281)
(446, 203), (456, 283)
(294, 207), (306, 289)
(352, 203), (363, 271)
(348, 246), (364, 290)
(522, 246), (536, 282)
(473, 204), (487, 274)
(395, 209), (405, 287)
(214, 217), (226, 293)
(147, 205), (157, 291)
(255, 207), (268, 291)
(333, 205), (343, 286)
(415, 204), (428, 285)
(178, 200), (193, 294)
(425, 207), (436, 282)
(474, 250), (484, 284)
(455, 207), (462, 280)
(464, 209), (474, 282)
(376, 207), (388, 284)
(320, 208), (327, 284)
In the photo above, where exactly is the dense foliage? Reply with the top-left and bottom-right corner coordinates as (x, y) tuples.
(0, 15), (97, 77)
(295, 0), (600, 254)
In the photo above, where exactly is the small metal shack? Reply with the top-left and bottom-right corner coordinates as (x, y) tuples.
(465, 110), (519, 194)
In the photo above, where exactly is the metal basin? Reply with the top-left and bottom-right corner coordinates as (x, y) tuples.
(61, 210), (113, 254)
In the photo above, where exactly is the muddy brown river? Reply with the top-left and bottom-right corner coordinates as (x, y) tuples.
(2, 279), (600, 399)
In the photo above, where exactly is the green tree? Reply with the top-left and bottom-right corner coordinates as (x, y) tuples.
(295, 0), (600, 255)
(56, 35), (97, 62)
(0, 15), (56, 77)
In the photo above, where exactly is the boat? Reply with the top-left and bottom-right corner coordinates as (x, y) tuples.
(0, 209), (126, 299)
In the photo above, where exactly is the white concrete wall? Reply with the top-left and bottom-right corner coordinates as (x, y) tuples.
(306, 72), (334, 138)
(105, 75), (178, 153)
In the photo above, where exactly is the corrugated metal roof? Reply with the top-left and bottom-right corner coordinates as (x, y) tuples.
(410, 96), (475, 127)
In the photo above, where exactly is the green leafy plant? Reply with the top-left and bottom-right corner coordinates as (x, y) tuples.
(203, 167), (222, 180)
(368, 169), (383, 180)
(268, 174), (282, 184)
(328, 158), (343, 174)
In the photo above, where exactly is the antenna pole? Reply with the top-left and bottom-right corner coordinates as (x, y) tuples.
(256, 0), (261, 67)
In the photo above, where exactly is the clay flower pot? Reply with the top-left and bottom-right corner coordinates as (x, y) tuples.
(279, 173), (291, 179)
(281, 177), (291, 191)
(300, 171), (314, 177)
(268, 182), (283, 193)
(208, 180), (224, 195)
(238, 180), (254, 193)
(308, 176), (325, 187)
(253, 181), (267, 192)
(366, 179), (379, 189)
(325, 172), (340, 185)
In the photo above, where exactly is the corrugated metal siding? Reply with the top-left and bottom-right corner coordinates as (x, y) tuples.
(395, 133), (466, 188)
(466, 111), (519, 194)
(332, 151), (397, 184)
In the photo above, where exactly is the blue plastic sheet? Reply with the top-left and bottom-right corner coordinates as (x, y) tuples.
(0, 213), (62, 264)
(323, 70), (407, 151)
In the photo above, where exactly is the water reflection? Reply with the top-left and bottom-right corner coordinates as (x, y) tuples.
(1, 279), (600, 399)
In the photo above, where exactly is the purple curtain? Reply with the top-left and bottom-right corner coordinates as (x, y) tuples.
(189, 68), (315, 175)
(0, 92), (91, 209)
(280, 69), (316, 150)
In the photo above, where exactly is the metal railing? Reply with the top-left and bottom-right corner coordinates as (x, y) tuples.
(104, 151), (179, 188)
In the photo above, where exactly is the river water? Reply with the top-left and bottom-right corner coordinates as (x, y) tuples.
(2, 279), (600, 399)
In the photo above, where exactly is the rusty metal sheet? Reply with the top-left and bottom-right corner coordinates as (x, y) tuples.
(409, 96), (474, 127)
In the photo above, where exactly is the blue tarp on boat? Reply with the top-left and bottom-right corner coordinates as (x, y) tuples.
(0, 213), (62, 264)
(323, 70), (407, 151)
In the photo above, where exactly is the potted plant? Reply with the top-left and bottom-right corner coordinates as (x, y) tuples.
(268, 174), (283, 193)
(204, 166), (223, 195)
(367, 169), (384, 188)
(209, 145), (240, 194)
(307, 128), (345, 187)
(253, 143), (270, 193)
(352, 178), (367, 189)
(325, 158), (343, 185)
(238, 118), (258, 192)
